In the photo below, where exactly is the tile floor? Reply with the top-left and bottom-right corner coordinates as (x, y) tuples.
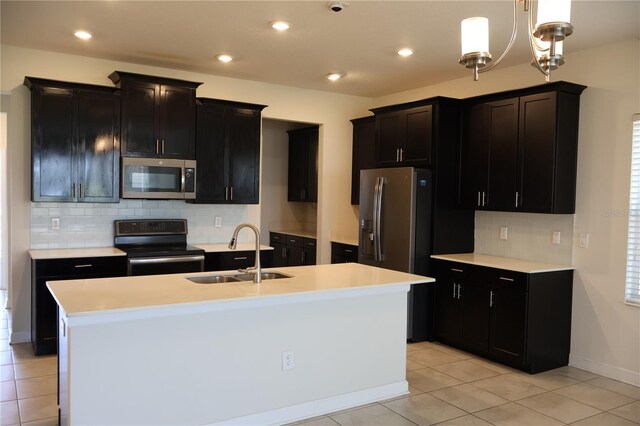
(1, 293), (639, 425)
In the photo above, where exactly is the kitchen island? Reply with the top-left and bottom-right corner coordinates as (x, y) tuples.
(48, 263), (434, 425)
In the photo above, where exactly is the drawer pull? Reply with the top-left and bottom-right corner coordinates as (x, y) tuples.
(233, 257), (248, 260)
(451, 268), (464, 273)
(499, 277), (515, 282)
(344, 249), (353, 253)
(74, 264), (92, 268)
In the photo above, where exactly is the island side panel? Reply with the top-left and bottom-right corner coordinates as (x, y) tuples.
(66, 289), (409, 425)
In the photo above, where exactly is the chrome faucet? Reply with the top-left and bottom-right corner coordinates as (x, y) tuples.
(228, 223), (262, 283)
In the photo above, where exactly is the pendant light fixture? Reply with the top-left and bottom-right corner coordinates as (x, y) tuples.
(459, 0), (573, 81)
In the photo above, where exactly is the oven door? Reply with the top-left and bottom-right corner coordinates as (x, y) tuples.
(121, 157), (196, 199)
(128, 255), (205, 276)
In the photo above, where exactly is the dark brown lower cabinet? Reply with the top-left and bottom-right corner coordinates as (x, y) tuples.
(331, 242), (358, 263)
(31, 256), (127, 355)
(204, 250), (273, 272)
(433, 259), (573, 373)
(269, 232), (316, 266)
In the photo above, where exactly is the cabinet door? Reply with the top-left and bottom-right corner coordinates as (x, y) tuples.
(486, 98), (519, 211)
(517, 92), (557, 213)
(228, 108), (261, 204)
(403, 105), (433, 165)
(351, 117), (376, 205)
(433, 262), (462, 343)
(287, 245), (305, 267)
(121, 81), (160, 157)
(271, 242), (288, 267)
(288, 130), (307, 202)
(306, 129), (319, 203)
(76, 90), (120, 202)
(303, 238), (317, 265)
(489, 282), (527, 365)
(31, 87), (76, 202)
(460, 281), (490, 353)
(376, 112), (403, 166)
(460, 103), (489, 209)
(159, 85), (195, 159)
(195, 104), (227, 202)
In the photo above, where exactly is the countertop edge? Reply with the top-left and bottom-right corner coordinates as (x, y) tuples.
(431, 253), (575, 274)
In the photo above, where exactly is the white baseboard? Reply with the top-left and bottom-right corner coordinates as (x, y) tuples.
(9, 331), (30, 344)
(211, 381), (409, 426)
(570, 354), (640, 387)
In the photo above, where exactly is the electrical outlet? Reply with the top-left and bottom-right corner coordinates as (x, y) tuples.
(214, 216), (222, 228)
(499, 226), (508, 240)
(552, 231), (561, 245)
(579, 233), (589, 248)
(282, 350), (295, 370)
(51, 218), (60, 230)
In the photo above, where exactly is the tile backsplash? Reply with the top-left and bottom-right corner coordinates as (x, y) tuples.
(474, 211), (574, 265)
(31, 200), (251, 249)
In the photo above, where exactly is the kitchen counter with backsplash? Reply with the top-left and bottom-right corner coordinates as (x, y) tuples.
(431, 253), (574, 273)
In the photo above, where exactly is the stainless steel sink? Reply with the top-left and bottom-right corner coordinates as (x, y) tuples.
(187, 275), (242, 284)
(234, 272), (292, 281)
(187, 271), (292, 284)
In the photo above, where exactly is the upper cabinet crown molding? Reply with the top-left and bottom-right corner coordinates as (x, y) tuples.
(24, 76), (118, 93)
(107, 71), (203, 89)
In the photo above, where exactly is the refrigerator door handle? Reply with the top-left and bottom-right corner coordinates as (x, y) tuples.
(373, 177), (380, 261)
(376, 176), (384, 261)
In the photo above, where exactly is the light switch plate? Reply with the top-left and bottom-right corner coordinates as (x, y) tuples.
(499, 226), (508, 240)
(552, 231), (561, 245)
(51, 218), (60, 230)
(579, 233), (589, 248)
(214, 216), (222, 228)
(282, 351), (294, 370)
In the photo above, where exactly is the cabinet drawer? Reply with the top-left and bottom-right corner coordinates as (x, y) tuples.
(331, 242), (358, 258)
(492, 270), (528, 291)
(34, 256), (127, 278)
(303, 238), (317, 249)
(270, 232), (286, 244)
(285, 235), (304, 247)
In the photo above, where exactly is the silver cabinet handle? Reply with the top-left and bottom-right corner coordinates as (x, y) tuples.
(230, 186), (233, 200)
(79, 182), (84, 199)
(225, 187), (229, 200)
(490, 290), (494, 307)
(499, 277), (515, 282)
(396, 149), (399, 162)
(457, 284), (461, 299)
(72, 183), (76, 199)
(453, 283), (457, 298)
(74, 264), (92, 268)
(399, 148), (404, 162)
(301, 251), (305, 263)
(344, 249), (352, 253)
(129, 255), (204, 265)
(477, 191), (481, 207)
(161, 140), (165, 154)
(451, 268), (464, 273)
(156, 139), (160, 154)
(233, 256), (248, 260)
(515, 191), (520, 208)
(482, 191), (487, 207)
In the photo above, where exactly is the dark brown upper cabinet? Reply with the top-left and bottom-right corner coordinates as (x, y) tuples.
(108, 71), (202, 159)
(288, 126), (319, 203)
(370, 103), (433, 168)
(25, 77), (121, 203)
(460, 81), (586, 214)
(190, 98), (266, 204)
(350, 116), (376, 205)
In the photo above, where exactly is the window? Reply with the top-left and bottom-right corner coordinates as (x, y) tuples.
(625, 114), (640, 306)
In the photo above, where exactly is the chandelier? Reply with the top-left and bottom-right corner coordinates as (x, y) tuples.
(459, 0), (573, 81)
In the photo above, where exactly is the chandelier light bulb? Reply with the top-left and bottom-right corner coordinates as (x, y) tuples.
(461, 17), (489, 56)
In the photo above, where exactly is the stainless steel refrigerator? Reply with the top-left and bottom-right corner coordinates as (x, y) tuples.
(358, 167), (432, 341)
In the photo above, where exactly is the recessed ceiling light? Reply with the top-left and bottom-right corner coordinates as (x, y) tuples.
(398, 48), (414, 57)
(216, 54), (233, 63)
(327, 73), (344, 81)
(270, 21), (291, 31)
(74, 30), (92, 40)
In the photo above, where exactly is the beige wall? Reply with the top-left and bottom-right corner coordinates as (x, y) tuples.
(0, 45), (370, 342)
(372, 39), (640, 385)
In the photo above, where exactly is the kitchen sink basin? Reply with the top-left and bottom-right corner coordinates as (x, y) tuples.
(235, 272), (293, 281)
(187, 271), (292, 284)
(187, 275), (242, 284)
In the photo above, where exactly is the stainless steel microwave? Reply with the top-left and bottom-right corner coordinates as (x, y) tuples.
(121, 157), (196, 199)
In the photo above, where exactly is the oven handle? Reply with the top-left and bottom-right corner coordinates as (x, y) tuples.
(129, 255), (205, 265)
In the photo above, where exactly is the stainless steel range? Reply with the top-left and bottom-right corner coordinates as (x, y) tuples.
(114, 219), (205, 276)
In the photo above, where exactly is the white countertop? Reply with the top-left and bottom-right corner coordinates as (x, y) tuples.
(47, 263), (434, 317)
(431, 253), (575, 274)
(270, 228), (317, 239)
(193, 243), (274, 252)
(29, 247), (126, 260)
(331, 238), (359, 247)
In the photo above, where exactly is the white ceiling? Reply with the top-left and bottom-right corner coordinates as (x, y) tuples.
(1, 1), (638, 98)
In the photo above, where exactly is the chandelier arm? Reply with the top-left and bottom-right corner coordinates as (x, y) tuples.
(527, 0), (550, 78)
(479, 0), (519, 74)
